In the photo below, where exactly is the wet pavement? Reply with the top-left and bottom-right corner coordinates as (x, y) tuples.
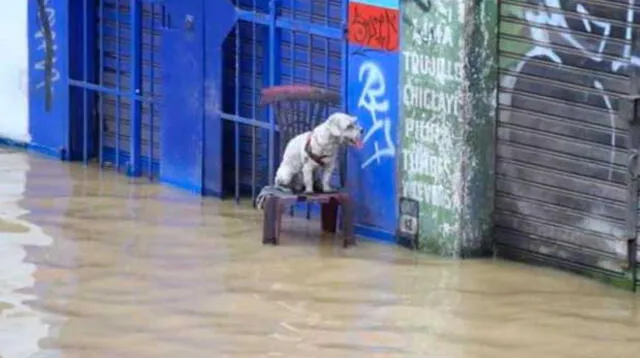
(0, 147), (639, 358)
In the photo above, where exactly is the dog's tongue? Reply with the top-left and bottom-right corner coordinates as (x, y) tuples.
(354, 139), (363, 149)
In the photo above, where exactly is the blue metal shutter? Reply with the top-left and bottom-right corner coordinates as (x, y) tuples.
(279, 0), (344, 102)
(99, 0), (162, 172)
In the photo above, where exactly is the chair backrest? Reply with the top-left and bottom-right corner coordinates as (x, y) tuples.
(260, 85), (345, 185)
(261, 85), (341, 155)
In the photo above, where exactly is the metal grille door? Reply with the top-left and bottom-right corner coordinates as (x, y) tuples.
(69, 0), (162, 178)
(99, 0), (162, 174)
(221, 0), (348, 201)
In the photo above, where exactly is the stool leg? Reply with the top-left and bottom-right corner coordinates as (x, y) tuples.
(321, 198), (339, 233)
(274, 199), (284, 245)
(262, 196), (278, 245)
(340, 197), (356, 248)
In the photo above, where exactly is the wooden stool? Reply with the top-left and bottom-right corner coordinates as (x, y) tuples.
(262, 191), (356, 247)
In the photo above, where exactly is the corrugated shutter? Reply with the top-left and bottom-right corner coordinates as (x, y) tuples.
(99, 0), (162, 169)
(222, 0), (344, 195)
(495, 0), (638, 282)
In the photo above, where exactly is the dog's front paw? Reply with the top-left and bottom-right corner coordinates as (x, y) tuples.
(321, 184), (334, 193)
(303, 184), (315, 194)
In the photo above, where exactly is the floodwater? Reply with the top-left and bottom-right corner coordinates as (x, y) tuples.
(0, 148), (639, 358)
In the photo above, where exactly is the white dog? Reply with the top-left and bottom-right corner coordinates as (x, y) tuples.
(275, 112), (363, 193)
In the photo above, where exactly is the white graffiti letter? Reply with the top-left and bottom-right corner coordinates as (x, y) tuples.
(33, 0), (60, 94)
(357, 61), (396, 168)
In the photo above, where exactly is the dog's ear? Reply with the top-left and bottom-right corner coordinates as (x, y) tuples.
(326, 114), (343, 137)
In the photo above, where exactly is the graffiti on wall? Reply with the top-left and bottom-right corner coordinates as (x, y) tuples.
(400, 0), (465, 253)
(347, 0), (399, 233)
(349, 1), (399, 169)
(34, 0), (59, 111)
(348, 1), (399, 52)
(357, 61), (396, 168)
(500, 0), (640, 180)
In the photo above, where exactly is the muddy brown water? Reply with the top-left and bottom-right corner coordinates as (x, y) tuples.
(0, 148), (639, 358)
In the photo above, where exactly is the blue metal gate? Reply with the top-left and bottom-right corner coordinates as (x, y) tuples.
(99, 0), (163, 176)
(68, 0), (162, 178)
(220, 0), (348, 202)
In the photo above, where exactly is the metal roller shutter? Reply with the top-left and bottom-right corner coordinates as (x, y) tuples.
(99, 0), (162, 171)
(495, 0), (639, 285)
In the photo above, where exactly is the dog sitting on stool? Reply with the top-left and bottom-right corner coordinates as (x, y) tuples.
(275, 112), (363, 194)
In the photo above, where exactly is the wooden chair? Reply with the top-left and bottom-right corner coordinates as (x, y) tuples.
(257, 85), (356, 248)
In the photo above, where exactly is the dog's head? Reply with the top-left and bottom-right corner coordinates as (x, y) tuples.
(326, 112), (363, 149)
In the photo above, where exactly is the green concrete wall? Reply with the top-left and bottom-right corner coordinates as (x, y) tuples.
(399, 0), (497, 257)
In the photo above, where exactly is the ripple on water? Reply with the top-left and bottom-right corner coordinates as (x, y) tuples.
(0, 217), (30, 233)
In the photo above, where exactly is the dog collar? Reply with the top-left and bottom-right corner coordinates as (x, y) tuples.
(305, 135), (329, 166)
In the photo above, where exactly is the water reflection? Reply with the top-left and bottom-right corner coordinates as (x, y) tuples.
(0, 149), (57, 358)
(0, 148), (639, 357)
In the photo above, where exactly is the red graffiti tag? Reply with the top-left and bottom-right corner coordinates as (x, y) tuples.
(348, 2), (399, 52)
